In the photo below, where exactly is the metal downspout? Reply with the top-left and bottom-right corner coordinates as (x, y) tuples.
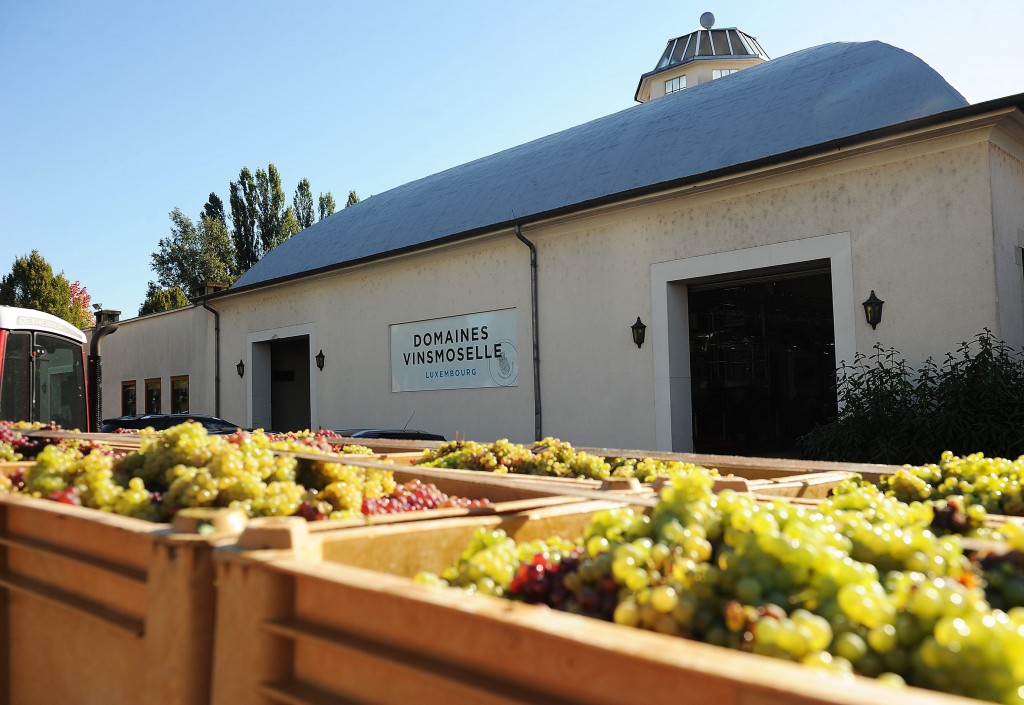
(200, 301), (221, 417)
(88, 324), (118, 432)
(514, 223), (542, 441)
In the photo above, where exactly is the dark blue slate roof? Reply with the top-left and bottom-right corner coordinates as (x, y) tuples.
(233, 41), (967, 290)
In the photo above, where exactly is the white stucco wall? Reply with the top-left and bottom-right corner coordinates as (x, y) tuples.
(95, 111), (1024, 451)
(97, 306), (215, 421)
(990, 119), (1024, 348)
(214, 236), (536, 441)
(531, 127), (1000, 449)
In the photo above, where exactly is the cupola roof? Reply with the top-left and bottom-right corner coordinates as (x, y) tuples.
(651, 15), (769, 74)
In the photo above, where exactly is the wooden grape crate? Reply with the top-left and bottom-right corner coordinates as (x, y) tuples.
(298, 459), (611, 532)
(579, 446), (895, 482)
(372, 445), (887, 500)
(0, 494), (238, 705)
(209, 504), (984, 705)
(329, 436), (444, 455)
(23, 429), (145, 453)
(0, 461), (591, 705)
(18, 432), (897, 500)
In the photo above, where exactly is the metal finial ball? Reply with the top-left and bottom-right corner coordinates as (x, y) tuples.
(699, 12), (715, 29)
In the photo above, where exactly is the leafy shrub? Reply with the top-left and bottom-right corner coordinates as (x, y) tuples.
(798, 331), (1024, 464)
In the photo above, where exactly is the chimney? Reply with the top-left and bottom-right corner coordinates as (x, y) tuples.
(203, 282), (228, 296)
(95, 309), (121, 327)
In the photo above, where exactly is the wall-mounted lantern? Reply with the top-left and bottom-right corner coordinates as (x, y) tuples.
(631, 317), (647, 349)
(236, 359), (245, 378)
(862, 291), (884, 330)
(315, 349), (326, 371)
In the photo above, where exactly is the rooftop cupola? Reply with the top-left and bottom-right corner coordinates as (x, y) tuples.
(635, 12), (769, 102)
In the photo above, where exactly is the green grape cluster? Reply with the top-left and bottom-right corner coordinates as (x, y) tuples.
(998, 522), (1024, 551)
(609, 457), (715, 483)
(418, 439), (540, 473)
(878, 452), (1024, 517)
(419, 437), (717, 483)
(5, 421), (404, 523)
(427, 467), (1024, 704)
(16, 443), (164, 520)
(414, 527), (575, 597)
(418, 437), (612, 478)
(0, 444), (20, 462)
(339, 444), (375, 456)
(0, 420), (51, 461)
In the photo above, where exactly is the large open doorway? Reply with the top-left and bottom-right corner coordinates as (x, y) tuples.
(251, 334), (312, 432)
(688, 268), (836, 457)
(270, 336), (311, 432)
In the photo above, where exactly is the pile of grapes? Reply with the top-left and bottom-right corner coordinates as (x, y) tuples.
(0, 420), (60, 461)
(418, 467), (1024, 704)
(868, 451), (1024, 518)
(362, 478), (490, 515)
(418, 437), (714, 482)
(263, 428), (374, 457)
(0, 422), (489, 523)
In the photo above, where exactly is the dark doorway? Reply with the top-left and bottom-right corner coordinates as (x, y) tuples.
(688, 269), (836, 457)
(270, 336), (311, 432)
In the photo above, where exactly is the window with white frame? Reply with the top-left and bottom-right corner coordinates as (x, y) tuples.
(664, 76), (686, 94)
(712, 69), (739, 80)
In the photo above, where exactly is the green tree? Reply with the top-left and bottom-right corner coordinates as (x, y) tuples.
(229, 167), (259, 273)
(293, 178), (314, 229)
(139, 282), (190, 316)
(318, 191), (336, 220)
(345, 190), (360, 208)
(0, 250), (92, 328)
(230, 163), (304, 271)
(255, 164), (287, 252)
(281, 206), (301, 240)
(151, 208), (235, 299)
(202, 192), (227, 228)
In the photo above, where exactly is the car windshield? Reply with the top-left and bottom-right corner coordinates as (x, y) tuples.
(203, 418), (241, 432)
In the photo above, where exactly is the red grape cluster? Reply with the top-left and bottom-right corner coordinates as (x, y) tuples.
(0, 421), (32, 460)
(47, 486), (81, 505)
(6, 470), (26, 491)
(65, 439), (122, 458)
(294, 501), (328, 521)
(361, 479), (490, 515)
(509, 548), (584, 609)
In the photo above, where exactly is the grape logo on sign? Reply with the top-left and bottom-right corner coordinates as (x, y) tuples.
(489, 340), (518, 386)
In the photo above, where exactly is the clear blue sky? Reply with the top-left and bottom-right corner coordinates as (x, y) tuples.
(3, 1), (1023, 319)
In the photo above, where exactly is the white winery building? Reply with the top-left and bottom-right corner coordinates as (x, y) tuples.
(94, 19), (1024, 456)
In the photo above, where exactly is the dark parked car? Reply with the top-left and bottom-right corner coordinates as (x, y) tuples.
(100, 414), (245, 434)
(334, 428), (446, 442)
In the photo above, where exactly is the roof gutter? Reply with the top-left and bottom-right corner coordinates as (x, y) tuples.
(514, 223), (542, 441)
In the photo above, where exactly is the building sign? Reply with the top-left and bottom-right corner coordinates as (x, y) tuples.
(390, 309), (519, 392)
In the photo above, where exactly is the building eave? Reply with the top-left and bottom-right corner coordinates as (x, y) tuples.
(209, 94), (1024, 304)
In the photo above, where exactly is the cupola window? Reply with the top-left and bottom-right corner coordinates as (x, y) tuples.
(665, 76), (687, 94)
